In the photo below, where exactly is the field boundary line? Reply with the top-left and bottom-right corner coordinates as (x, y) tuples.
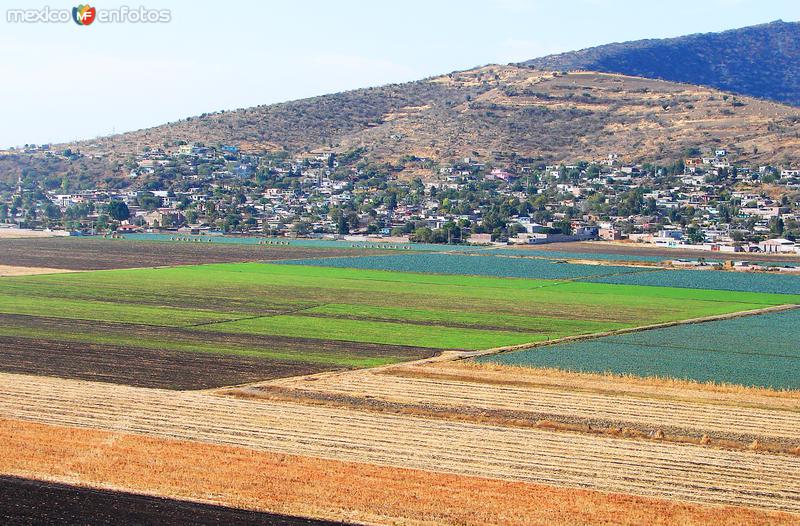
(221, 304), (800, 390)
(184, 304), (329, 328)
(452, 303), (800, 361)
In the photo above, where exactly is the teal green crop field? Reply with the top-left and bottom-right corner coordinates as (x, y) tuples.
(1, 261), (798, 388)
(477, 308), (800, 389)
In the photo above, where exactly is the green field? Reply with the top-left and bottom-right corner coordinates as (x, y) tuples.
(1, 261), (798, 389)
(2, 263), (796, 351)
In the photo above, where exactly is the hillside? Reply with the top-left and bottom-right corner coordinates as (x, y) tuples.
(77, 66), (800, 165)
(4, 64), (800, 186)
(522, 20), (800, 107)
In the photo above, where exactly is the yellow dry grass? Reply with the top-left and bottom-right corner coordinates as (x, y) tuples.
(444, 361), (800, 408)
(248, 360), (800, 454)
(1, 417), (797, 526)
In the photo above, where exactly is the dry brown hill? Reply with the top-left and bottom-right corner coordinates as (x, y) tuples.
(81, 65), (800, 166)
(5, 65), (800, 186)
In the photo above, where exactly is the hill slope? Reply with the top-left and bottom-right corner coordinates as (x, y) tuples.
(77, 66), (800, 165)
(4, 64), (800, 186)
(522, 20), (800, 107)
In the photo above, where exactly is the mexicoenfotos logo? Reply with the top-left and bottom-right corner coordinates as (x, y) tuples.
(6, 5), (171, 25)
(72, 4), (96, 26)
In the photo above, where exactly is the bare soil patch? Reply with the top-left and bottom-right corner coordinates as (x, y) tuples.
(0, 334), (335, 390)
(0, 475), (349, 526)
(0, 265), (75, 277)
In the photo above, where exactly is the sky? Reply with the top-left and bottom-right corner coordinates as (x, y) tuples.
(0, 0), (798, 148)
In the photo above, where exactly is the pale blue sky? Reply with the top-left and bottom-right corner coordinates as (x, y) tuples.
(1, 0), (798, 147)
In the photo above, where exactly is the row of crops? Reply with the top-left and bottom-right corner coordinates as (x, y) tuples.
(115, 235), (800, 295)
(477, 309), (800, 389)
(274, 253), (650, 280)
(275, 251), (800, 295)
(583, 268), (800, 295)
(486, 247), (671, 263)
(275, 249), (800, 295)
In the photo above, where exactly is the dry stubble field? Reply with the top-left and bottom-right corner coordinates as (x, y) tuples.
(243, 361), (800, 448)
(5, 418), (797, 526)
(1, 371), (800, 516)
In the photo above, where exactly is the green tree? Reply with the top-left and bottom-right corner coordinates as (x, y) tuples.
(291, 220), (311, 235)
(551, 220), (572, 235)
(337, 214), (349, 234)
(138, 195), (162, 211)
(43, 203), (61, 221)
(107, 201), (130, 221)
(412, 227), (433, 243)
(687, 225), (705, 244)
(770, 217), (785, 237)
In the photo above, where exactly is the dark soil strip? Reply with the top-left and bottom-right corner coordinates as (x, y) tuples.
(0, 475), (353, 526)
(0, 237), (386, 270)
(0, 313), (440, 361)
(0, 334), (337, 390)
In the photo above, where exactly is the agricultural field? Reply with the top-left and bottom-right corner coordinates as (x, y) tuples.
(3, 237), (800, 524)
(6, 419), (793, 526)
(0, 314), (384, 389)
(478, 308), (800, 389)
(487, 247), (671, 263)
(254, 361), (800, 448)
(276, 251), (800, 295)
(0, 236), (390, 270)
(584, 267), (800, 294)
(0, 262), (794, 384)
(122, 232), (485, 252)
(1, 258), (795, 389)
(513, 241), (800, 264)
(3, 372), (800, 515)
(276, 253), (652, 280)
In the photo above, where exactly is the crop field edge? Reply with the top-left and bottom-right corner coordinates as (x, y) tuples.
(463, 303), (800, 360)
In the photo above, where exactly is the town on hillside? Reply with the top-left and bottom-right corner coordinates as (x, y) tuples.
(2, 142), (800, 255)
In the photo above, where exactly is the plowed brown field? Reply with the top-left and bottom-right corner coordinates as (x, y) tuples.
(0, 237), (386, 270)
